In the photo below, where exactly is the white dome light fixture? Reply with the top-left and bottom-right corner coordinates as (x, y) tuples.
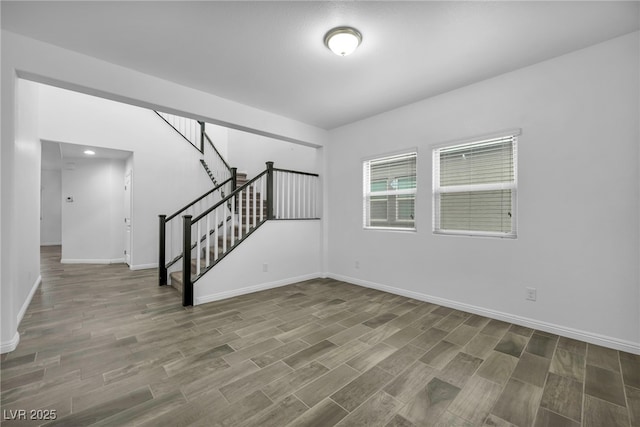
(84, 150), (96, 156)
(324, 27), (362, 56)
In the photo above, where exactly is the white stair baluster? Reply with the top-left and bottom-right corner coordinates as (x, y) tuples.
(274, 172), (279, 219)
(301, 175), (306, 218)
(260, 176), (265, 222)
(214, 209), (219, 262)
(224, 204), (228, 253)
(230, 195), (235, 247)
(280, 172), (284, 219)
(245, 187), (249, 235)
(205, 214), (210, 268)
(285, 173), (291, 219)
(253, 181), (257, 227)
(196, 222), (201, 276)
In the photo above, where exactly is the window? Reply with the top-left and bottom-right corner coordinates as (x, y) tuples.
(363, 151), (417, 230)
(433, 133), (518, 238)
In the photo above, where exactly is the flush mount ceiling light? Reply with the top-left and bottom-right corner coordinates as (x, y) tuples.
(84, 150), (95, 156)
(324, 27), (362, 56)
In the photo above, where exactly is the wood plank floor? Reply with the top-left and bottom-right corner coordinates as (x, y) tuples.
(1, 245), (638, 426)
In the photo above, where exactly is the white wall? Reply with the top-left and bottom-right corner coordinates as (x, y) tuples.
(195, 220), (322, 305)
(38, 85), (215, 269)
(327, 32), (640, 352)
(205, 123), (229, 162)
(40, 169), (61, 245)
(0, 79), (42, 352)
(61, 157), (125, 263)
(227, 129), (320, 179)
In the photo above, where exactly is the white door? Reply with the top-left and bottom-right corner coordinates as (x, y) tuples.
(124, 171), (132, 266)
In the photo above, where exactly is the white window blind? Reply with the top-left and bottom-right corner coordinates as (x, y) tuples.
(363, 151), (417, 230)
(433, 134), (517, 237)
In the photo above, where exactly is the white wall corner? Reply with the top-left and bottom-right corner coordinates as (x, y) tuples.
(17, 275), (42, 327)
(0, 332), (20, 354)
(2, 272), (39, 354)
(328, 273), (640, 355)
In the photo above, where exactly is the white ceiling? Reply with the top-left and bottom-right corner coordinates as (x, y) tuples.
(3, 1), (639, 129)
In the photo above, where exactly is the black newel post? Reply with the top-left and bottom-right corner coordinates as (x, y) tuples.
(199, 121), (205, 153)
(182, 215), (193, 307)
(231, 167), (238, 192)
(158, 214), (167, 286)
(266, 161), (274, 220)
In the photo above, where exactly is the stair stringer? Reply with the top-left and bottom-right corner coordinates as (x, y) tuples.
(193, 220), (322, 305)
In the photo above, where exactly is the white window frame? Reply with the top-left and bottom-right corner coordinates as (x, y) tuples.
(363, 149), (417, 231)
(432, 131), (519, 238)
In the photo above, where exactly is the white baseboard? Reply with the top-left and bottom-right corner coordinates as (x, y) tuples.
(130, 263), (158, 271)
(40, 242), (61, 246)
(1, 275), (41, 354)
(0, 332), (20, 354)
(196, 272), (322, 305)
(328, 273), (640, 355)
(61, 258), (125, 264)
(18, 275), (42, 326)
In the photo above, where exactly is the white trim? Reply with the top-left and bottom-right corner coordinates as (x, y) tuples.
(437, 182), (516, 194)
(60, 258), (125, 264)
(0, 332), (20, 354)
(195, 272), (322, 305)
(328, 273), (640, 355)
(1, 275), (41, 354)
(17, 275), (42, 326)
(40, 242), (62, 246)
(433, 230), (516, 239)
(130, 263), (158, 271)
(364, 226), (416, 233)
(365, 188), (416, 197)
(361, 147), (419, 163)
(429, 128), (522, 151)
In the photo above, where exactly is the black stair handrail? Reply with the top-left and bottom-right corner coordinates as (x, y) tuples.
(164, 214), (232, 270)
(155, 111), (236, 288)
(272, 167), (319, 177)
(192, 169), (269, 223)
(154, 111), (204, 153)
(181, 164), (272, 306)
(180, 162), (322, 306)
(159, 176), (235, 286)
(166, 176), (234, 222)
(204, 133), (232, 173)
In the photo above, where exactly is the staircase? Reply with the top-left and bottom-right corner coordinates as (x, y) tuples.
(169, 171), (254, 294)
(156, 112), (320, 307)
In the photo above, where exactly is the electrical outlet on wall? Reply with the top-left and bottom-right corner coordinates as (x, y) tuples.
(262, 263), (268, 273)
(355, 260), (360, 269)
(526, 287), (537, 301)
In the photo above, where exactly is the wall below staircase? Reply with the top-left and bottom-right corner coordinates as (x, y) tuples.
(195, 220), (322, 305)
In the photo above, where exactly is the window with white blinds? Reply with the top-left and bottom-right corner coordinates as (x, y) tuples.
(363, 151), (417, 230)
(433, 134), (518, 238)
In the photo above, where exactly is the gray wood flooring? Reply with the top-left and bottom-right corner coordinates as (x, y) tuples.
(1, 245), (638, 426)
